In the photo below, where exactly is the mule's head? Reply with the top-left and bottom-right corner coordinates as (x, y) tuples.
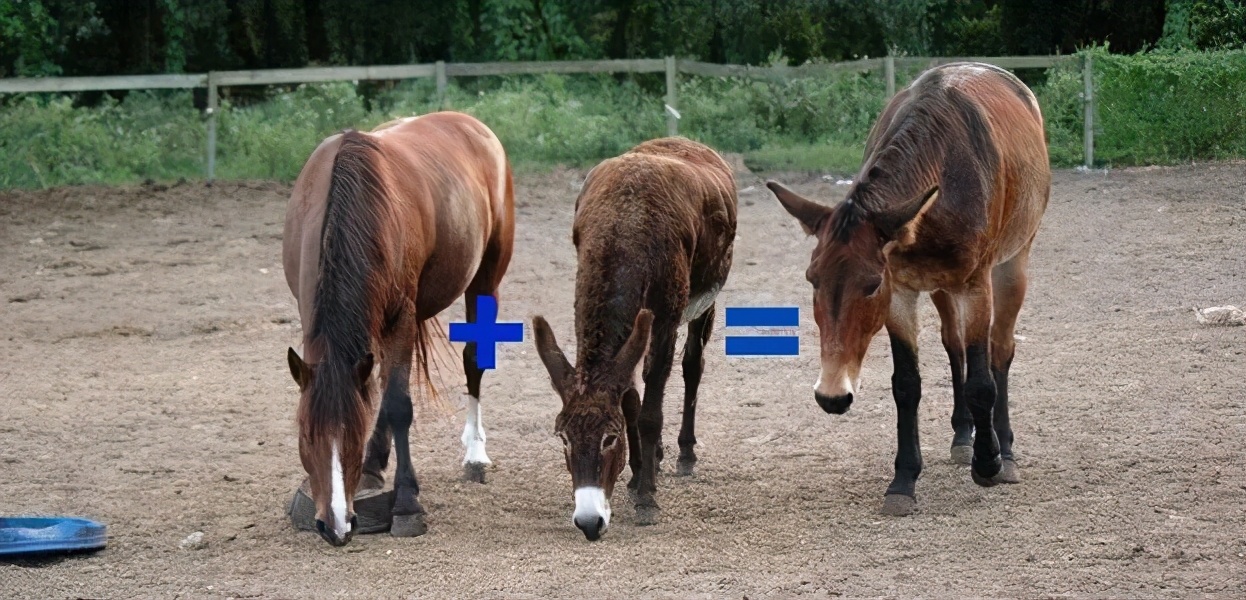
(531, 310), (652, 541)
(287, 347), (374, 546)
(768, 181), (894, 415)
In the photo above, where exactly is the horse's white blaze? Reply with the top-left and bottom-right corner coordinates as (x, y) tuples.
(461, 394), (491, 465)
(330, 441), (351, 536)
(573, 486), (611, 530)
(814, 363), (860, 398)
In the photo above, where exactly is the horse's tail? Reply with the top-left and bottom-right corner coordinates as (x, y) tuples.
(411, 315), (461, 425)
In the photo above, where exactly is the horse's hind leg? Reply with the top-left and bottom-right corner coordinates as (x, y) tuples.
(676, 305), (715, 477)
(460, 236), (512, 484)
(957, 278), (1004, 486)
(932, 291), (973, 464)
(382, 308), (428, 537)
(987, 251), (1031, 485)
(882, 288), (923, 516)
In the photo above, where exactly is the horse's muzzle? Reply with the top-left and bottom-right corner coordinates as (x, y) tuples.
(815, 391), (853, 414)
(316, 516), (356, 547)
(574, 515), (606, 541)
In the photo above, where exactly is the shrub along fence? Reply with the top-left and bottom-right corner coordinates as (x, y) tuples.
(0, 54), (1087, 182)
(0, 50), (1242, 187)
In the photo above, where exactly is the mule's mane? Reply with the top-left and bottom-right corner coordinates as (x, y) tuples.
(304, 130), (387, 441)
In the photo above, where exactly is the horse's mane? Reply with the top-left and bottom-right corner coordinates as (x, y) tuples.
(304, 130), (387, 441)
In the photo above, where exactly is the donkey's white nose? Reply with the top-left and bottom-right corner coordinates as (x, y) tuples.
(572, 487), (610, 541)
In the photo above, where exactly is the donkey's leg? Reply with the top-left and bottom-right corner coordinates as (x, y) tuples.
(381, 311), (427, 537)
(635, 326), (677, 525)
(676, 305), (715, 477)
(958, 281), (1003, 486)
(932, 291), (972, 464)
(460, 291), (492, 483)
(987, 251), (1031, 485)
(882, 288), (923, 516)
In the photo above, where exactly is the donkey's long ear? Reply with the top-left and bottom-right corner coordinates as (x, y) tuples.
(533, 316), (574, 401)
(871, 185), (940, 241)
(288, 347), (311, 390)
(767, 181), (832, 235)
(612, 310), (654, 385)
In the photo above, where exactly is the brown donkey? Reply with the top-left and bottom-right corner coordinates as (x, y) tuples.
(283, 112), (514, 545)
(532, 138), (737, 540)
(767, 62), (1050, 516)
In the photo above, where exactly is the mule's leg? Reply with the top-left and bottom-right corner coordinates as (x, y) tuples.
(958, 282), (1003, 486)
(987, 251), (1031, 484)
(460, 291), (492, 483)
(882, 288), (923, 516)
(932, 291), (973, 464)
(380, 311), (427, 537)
(676, 305), (715, 477)
(635, 326), (677, 525)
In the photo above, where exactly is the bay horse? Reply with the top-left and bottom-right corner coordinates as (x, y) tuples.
(532, 138), (737, 540)
(283, 111), (514, 545)
(767, 62), (1050, 516)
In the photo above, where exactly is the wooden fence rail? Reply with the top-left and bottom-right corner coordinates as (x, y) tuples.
(0, 54), (1093, 179)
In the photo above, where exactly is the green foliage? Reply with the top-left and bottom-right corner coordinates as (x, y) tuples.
(0, 0), (60, 77)
(1094, 48), (1246, 164)
(1189, 0), (1246, 50)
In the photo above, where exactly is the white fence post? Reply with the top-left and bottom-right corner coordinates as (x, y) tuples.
(1082, 54), (1095, 169)
(206, 72), (218, 182)
(885, 55), (896, 98)
(435, 61), (447, 109)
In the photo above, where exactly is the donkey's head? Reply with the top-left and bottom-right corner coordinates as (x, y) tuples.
(287, 347), (374, 546)
(767, 181), (900, 415)
(531, 310), (652, 541)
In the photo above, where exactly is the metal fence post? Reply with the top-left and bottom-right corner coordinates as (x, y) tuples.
(206, 72), (218, 182)
(885, 55), (896, 98)
(665, 56), (679, 137)
(435, 61), (447, 109)
(1083, 54), (1094, 169)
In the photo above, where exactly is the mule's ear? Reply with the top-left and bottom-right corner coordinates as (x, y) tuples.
(621, 388), (641, 426)
(354, 352), (374, 385)
(613, 310), (654, 384)
(288, 347), (311, 390)
(767, 181), (832, 235)
(533, 316), (574, 401)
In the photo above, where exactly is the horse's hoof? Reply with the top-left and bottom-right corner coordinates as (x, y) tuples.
(950, 444), (973, 465)
(995, 459), (1021, 484)
(390, 513), (427, 537)
(675, 459), (696, 477)
(462, 461), (488, 484)
(880, 494), (917, 516)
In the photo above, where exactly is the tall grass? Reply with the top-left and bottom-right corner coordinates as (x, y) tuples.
(1, 49), (1244, 188)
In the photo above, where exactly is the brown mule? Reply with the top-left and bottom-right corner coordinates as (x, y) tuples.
(532, 137), (737, 540)
(283, 112), (514, 545)
(767, 62), (1050, 516)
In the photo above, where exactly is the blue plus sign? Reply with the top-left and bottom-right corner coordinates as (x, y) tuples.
(449, 295), (524, 370)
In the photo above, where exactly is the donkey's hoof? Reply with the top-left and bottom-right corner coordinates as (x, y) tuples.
(675, 458), (697, 477)
(390, 513), (428, 537)
(950, 444), (973, 465)
(635, 503), (661, 526)
(880, 494), (917, 516)
(463, 461), (489, 484)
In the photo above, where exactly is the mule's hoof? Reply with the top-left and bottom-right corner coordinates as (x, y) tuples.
(390, 513), (428, 537)
(880, 494), (917, 516)
(463, 461), (489, 484)
(950, 444), (973, 465)
(675, 459), (696, 477)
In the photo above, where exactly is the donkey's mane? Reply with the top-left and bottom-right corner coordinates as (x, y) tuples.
(304, 130), (387, 440)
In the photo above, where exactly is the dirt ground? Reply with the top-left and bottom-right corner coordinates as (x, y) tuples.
(1, 162), (1244, 599)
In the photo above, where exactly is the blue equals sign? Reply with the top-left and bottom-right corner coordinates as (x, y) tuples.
(724, 307), (800, 357)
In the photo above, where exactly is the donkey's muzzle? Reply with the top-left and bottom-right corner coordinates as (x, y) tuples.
(815, 391), (853, 414)
(574, 515), (606, 541)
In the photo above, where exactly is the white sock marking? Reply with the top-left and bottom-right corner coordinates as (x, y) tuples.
(573, 486), (611, 530)
(461, 394), (491, 465)
(330, 441), (351, 536)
